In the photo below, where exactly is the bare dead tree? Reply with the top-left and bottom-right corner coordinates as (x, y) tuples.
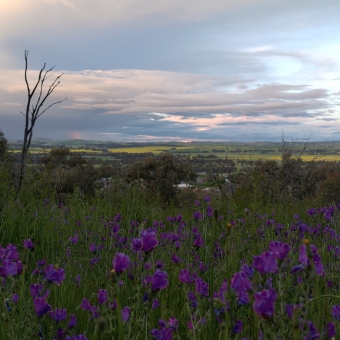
(16, 50), (67, 197)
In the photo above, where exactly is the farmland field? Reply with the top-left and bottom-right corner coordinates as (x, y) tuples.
(8, 140), (340, 163)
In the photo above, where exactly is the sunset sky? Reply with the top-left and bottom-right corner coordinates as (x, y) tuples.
(1, 0), (340, 142)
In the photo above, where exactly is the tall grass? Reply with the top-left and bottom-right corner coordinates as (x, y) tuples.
(0, 186), (340, 339)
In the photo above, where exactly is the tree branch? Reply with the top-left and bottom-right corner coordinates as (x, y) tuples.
(36, 97), (67, 119)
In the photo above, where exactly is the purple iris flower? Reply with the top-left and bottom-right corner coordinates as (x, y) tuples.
(269, 241), (290, 260)
(110, 300), (117, 310)
(80, 298), (93, 311)
(97, 289), (108, 304)
(145, 262), (152, 270)
(0, 244), (19, 261)
(30, 284), (50, 298)
(291, 264), (304, 274)
(305, 321), (319, 339)
(206, 206), (213, 218)
(89, 257), (100, 268)
(65, 335), (88, 340)
(171, 254), (181, 265)
(121, 306), (130, 323)
(89, 244), (97, 253)
(55, 328), (65, 339)
(299, 244), (325, 275)
(193, 211), (203, 220)
(327, 322), (336, 338)
(299, 244), (320, 265)
(231, 271), (253, 292)
(331, 305), (340, 321)
(233, 320), (243, 334)
(193, 234), (204, 248)
(75, 274), (81, 286)
(314, 260), (325, 276)
(69, 235), (79, 245)
(198, 262), (207, 272)
(68, 314), (77, 328)
(252, 251), (278, 274)
(131, 238), (142, 252)
(0, 259), (23, 277)
(188, 292), (198, 308)
(152, 299), (160, 309)
(141, 231), (159, 254)
(23, 239), (34, 250)
(34, 297), (52, 317)
(80, 299), (99, 319)
(156, 260), (164, 269)
(12, 294), (19, 303)
(178, 269), (193, 284)
(151, 270), (169, 292)
(112, 253), (130, 274)
(168, 317), (179, 330)
(216, 279), (228, 304)
(45, 264), (66, 285)
(195, 278), (209, 297)
(241, 264), (255, 278)
(236, 289), (250, 305)
(49, 308), (67, 322)
(253, 289), (276, 319)
(0, 245), (22, 277)
(265, 277), (273, 289)
(37, 259), (46, 267)
(285, 304), (301, 319)
(307, 208), (317, 216)
(151, 327), (173, 340)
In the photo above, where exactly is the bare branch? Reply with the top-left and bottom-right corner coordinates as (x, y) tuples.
(17, 51), (66, 198)
(24, 50), (30, 93)
(36, 97), (67, 119)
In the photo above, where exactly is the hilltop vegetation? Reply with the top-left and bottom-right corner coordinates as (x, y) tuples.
(2, 132), (340, 338)
(3, 136), (340, 206)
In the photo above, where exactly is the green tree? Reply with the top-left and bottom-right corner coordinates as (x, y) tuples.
(0, 129), (8, 163)
(125, 153), (197, 202)
(97, 163), (116, 179)
(318, 173), (340, 204)
(41, 147), (71, 170)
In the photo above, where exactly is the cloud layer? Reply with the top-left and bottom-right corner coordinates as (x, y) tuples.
(1, 68), (338, 141)
(0, 0), (340, 141)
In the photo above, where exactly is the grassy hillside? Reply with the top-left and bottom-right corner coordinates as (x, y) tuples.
(1, 183), (340, 339)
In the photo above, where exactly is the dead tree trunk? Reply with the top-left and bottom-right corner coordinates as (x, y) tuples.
(16, 50), (66, 198)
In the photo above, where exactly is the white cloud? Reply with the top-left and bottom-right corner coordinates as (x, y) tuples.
(1, 68), (338, 136)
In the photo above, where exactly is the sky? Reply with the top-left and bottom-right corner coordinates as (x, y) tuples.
(0, 0), (340, 143)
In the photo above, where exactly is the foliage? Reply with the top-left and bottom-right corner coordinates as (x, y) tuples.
(234, 156), (340, 207)
(0, 129), (8, 162)
(41, 147), (72, 170)
(125, 153), (197, 202)
(318, 173), (340, 204)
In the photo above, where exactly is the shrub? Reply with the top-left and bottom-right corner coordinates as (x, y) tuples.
(318, 173), (340, 204)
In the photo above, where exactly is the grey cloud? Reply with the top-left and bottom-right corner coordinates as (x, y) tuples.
(1, 0), (340, 142)
(1, 68), (337, 142)
(316, 117), (338, 121)
(218, 120), (300, 126)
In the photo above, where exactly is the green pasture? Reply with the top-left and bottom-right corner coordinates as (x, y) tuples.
(8, 141), (340, 163)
